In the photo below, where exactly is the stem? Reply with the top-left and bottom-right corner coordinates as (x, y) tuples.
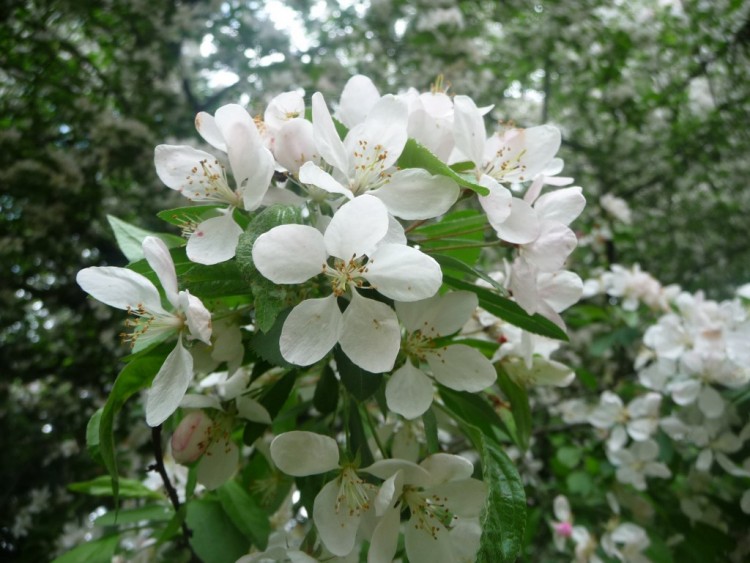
(422, 240), (506, 253)
(150, 425), (202, 563)
(404, 219), (428, 233)
(363, 406), (388, 459)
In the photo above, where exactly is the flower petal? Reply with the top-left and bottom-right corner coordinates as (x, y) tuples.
(337, 74), (381, 128)
(521, 222), (577, 272)
(368, 505), (401, 563)
(534, 186), (586, 225)
(280, 295), (342, 366)
(187, 213), (243, 265)
(419, 453), (474, 485)
(142, 236), (179, 308)
(494, 197), (540, 244)
(428, 478), (488, 517)
(427, 344), (496, 393)
(385, 363), (434, 419)
(346, 94), (408, 171)
(275, 119), (318, 175)
(453, 95), (487, 168)
(197, 437), (239, 490)
(77, 266), (166, 314)
(236, 395), (272, 424)
(396, 291), (478, 336)
(339, 291), (400, 373)
(478, 175), (512, 225)
(324, 194), (389, 259)
(179, 290), (212, 345)
(194, 111), (226, 152)
(312, 92), (349, 174)
(539, 270), (583, 312)
(253, 224), (327, 284)
(298, 161), (353, 199)
(365, 244), (442, 302)
(313, 479), (361, 557)
(146, 340), (194, 426)
(153, 145), (218, 197)
(270, 431), (340, 476)
(371, 169), (459, 220)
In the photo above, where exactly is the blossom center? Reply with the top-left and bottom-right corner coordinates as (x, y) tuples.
(120, 304), (183, 348)
(335, 467), (374, 517)
(350, 140), (392, 194)
(403, 486), (457, 539)
(187, 158), (243, 207)
(324, 256), (370, 296)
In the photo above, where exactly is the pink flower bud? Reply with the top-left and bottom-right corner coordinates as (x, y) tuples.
(171, 411), (213, 464)
(554, 521), (573, 537)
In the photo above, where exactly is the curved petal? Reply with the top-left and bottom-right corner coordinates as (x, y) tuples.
(371, 169), (459, 220)
(494, 197), (540, 244)
(195, 111), (226, 152)
(396, 291), (478, 337)
(346, 95), (408, 171)
(478, 176), (512, 225)
(153, 145), (218, 197)
(146, 340), (194, 426)
(77, 266), (166, 314)
(313, 479), (361, 557)
(404, 517), (455, 563)
(142, 236), (179, 308)
(179, 290), (212, 345)
(428, 479), (487, 517)
(312, 92), (349, 174)
(698, 385), (725, 418)
(539, 270), (583, 312)
(280, 295), (342, 366)
(365, 244), (442, 302)
(521, 222), (577, 272)
(252, 224), (327, 284)
(339, 291), (400, 373)
(337, 74), (381, 128)
(235, 395), (272, 424)
(385, 363), (434, 419)
(368, 505), (401, 563)
(324, 194), (389, 259)
(270, 431), (340, 476)
(453, 95), (486, 168)
(363, 459), (430, 487)
(427, 344), (496, 392)
(534, 186), (586, 225)
(298, 161), (353, 199)
(274, 119), (319, 175)
(186, 212), (243, 265)
(197, 438), (239, 490)
(264, 91), (306, 131)
(381, 213), (407, 245)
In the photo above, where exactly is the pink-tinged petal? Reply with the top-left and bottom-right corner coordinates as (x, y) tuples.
(171, 410), (213, 464)
(534, 186), (585, 225)
(371, 169), (459, 220)
(365, 244), (442, 302)
(270, 431), (340, 476)
(339, 291), (400, 373)
(420, 453), (474, 484)
(346, 95), (408, 171)
(77, 266), (166, 314)
(427, 345), (496, 392)
(194, 112), (226, 152)
(324, 195), (389, 259)
(478, 175), (512, 225)
(494, 197), (540, 244)
(142, 236), (179, 308)
(274, 119), (318, 175)
(197, 437), (239, 490)
(187, 213), (243, 265)
(337, 74), (381, 128)
(313, 480), (361, 557)
(453, 95), (486, 168)
(154, 145), (218, 197)
(298, 161), (353, 199)
(538, 270), (583, 312)
(280, 295), (342, 366)
(385, 363), (434, 419)
(253, 224), (326, 284)
(312, 92), (349, 174)
(179, 290), (212, 345)
(521, 222), (577, 272)
(146, 340), (194, 426)
(368, 505), (401, 563)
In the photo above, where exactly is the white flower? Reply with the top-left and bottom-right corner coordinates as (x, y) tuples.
(269, 431), (376, 558)
(77, 237), (212, 426)
(154, 104), (274, 264)
(551, 495), (574, 551)
(601, 522), (650, 563)
(588, 391), (662, 451)
(385, 292), (497, 419)
(252, 194), (441, 372)
(607, 439), (671, 490)
(364, 453), (487, 563)
(600, 193), (633, 225)
(299, 92), (460, 220)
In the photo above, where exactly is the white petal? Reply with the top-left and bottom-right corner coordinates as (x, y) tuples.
(365, 244), (442, 302)
(339, 291), (400, 373)
(153, 145), (218, 196)
(453, 95), (486, 168)
(142, 236), (179, 307)
(382, 214), (407, 245)
(313, 480), (361, 557)
(324, 194), (389, 259)
(280, 295), (342, 366)
(179, 290), (212, 345)
(77, 266), (166, 314)
(194, 112), (226, 152)
(420, 453), (474, 484)
(538, 270), (583, 312)
(312, 92), (349, 174)
(373, 471), (404, 516)
(337, 74), (381, 128)
(371, 169), (459, 220)
(252, 224), (327, 284)
(363, 459), (431, 487)
(427, 344), (496, 392)
(669, 379), (700, 406)
(274, 119), (318, 175)
(521, 222), (577, 272)
(698, 385), (725, 418)
(405, 517), (454, 563)
(494, 197), (540, 244)
(264, 91), (306, 130)
(368, 505), (401, 563)
(397, 291), (478, 336)
(385, 363), (434, 419)
(146, 341), (194, 426)
(695, 448), (713, 472)
(187, 213), (243, 265)
(298, 161), (353, 199)
(553, 495), (571, 522)
(270, 431), (340, 476)
(197, 438), (239, 490)
(478, 176), (512, 225)
(236, 395), (272, 424)
(428, 479), (488, 517)
(534, 186), (586, 225)
(347, 95), (408, 171)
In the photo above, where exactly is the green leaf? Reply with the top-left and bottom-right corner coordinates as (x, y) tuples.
(185, 499), (250, 563)
(422, 407), (440, 454)
(443, 275), (568, 341)
(439, 387), (510, 445)
(496, 368), (532, 451)
(156, 205), (223, 227)
(476, 435), (527, 563)
(334, 346), (383, 401)
(86, 408), (103, 462)
(95, 504), (173, 526)
(69, 476), (163, 499)
(99, 345), (170, 504)
(556, 446), (582, 469)
(107, 214), (183, 263)
(51, 535), (120, 563)
(181, 260), (249, 299)
(248, 308), (293, 367)
(397, 138), (489, 195)
(348, 401), (374, 466)
(313, 364), (339, 414)
(432, 254), (505, 292)
(243, 370), (298, 445)
(217, 480), (271, 550)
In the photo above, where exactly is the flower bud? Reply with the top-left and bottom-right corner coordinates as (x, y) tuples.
(171, 410), (213, 464)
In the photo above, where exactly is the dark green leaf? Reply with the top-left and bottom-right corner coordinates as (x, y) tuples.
(185, 499), (250, 563)
(68, 476), (163, 499)
(248, 308), (293, 367)
(157, 205), (223, 227)
(334, 346), (383, 401)
(86, 408), (103, 463)
(95, 504), (173, 526)
(497, 368), (532, 451)
(51, 535), (120, 563)
(217, 480), (271, 550)
(313, 364), (339, 414)
(243, 370), (298, 445)
(398, 139), (489, 195)
(439, 386), (510, 445)
(422, 407), (440, 454)
(348, 401), (374, 466)
(432, 253), (505, 292)
(107, 214), (183, 263)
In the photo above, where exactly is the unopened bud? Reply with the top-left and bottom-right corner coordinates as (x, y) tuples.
(171, 410), (213, 464)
